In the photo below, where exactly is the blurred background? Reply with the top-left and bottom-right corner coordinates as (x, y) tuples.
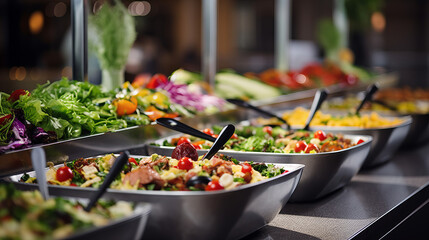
(0, 0), (428, 93)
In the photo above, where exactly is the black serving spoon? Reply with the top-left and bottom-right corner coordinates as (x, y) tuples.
(186, 124), (235, 188)
(84, 151), (130, 212)
(226, 98), (291, 130)
(302, 89), (328, 131)
(355, 84), (379, 115)
(156, 118), (216, 142)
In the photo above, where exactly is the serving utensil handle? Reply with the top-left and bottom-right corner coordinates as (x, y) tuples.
(203, 124), (235, 160)
(303, 89), (328, 131)
(156, 118), (217, 142)
(84, 151), (129, 212)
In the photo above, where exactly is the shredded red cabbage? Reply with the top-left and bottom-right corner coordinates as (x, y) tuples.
(157, 81), (225, 111)
(0, 119), (30, 152)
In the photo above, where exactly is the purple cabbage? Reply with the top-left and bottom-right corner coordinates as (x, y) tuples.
(0, 119), (30, 152)
(158, 81), (225, 111)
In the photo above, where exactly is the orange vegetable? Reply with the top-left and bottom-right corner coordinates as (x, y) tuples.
(113, 96), (138, 116)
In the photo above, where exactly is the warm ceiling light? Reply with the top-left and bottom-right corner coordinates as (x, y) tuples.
(54, 2), (67, 17)
(29, 11), (44, 34)
(371, 12), (386, 32)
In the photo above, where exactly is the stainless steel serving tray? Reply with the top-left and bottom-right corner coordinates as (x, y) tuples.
(147, 134), (372, 202)
(6, 159), (304, 240)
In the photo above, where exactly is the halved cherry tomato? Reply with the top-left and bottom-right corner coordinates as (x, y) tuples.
(0, 114), (12, 125)
(177, 137), (191, 146)
(294, 141), (307, 153)
(314, 130), (327, 141)
(230, 133), (238, 139)
(56, 166), (73, 182)
(177, 157), (194, 170)
(205, 180), (224, 191)
(70, 183), (78, 187)
(241, 162), (253, 174)
(132, 74), (151, 88)
(113, 96), (137, 116)
(304, 143), (320, 153)
(8, 89), (30, 102)
(202, 128), (214, 136)
(357, 139), (365, 144)
(146, 74), (168, 89)
(263, 126), (273, 135)
(128, 157), (138, 165)
(282, 170), (289, 174)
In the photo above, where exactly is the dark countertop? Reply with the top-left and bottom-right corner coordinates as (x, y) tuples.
(243, 142), (429, 240)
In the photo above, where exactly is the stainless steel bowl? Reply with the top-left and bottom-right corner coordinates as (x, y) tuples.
(147, 134), (372, 202)
(299, 115), (412, 168)
(65, 203), (151, 240)
(7, 161), (304, 240)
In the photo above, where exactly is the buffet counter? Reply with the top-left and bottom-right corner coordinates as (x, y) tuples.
(243, 142), (429, 240)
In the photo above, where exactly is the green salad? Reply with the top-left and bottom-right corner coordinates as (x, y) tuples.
(158, 125), (362, 154)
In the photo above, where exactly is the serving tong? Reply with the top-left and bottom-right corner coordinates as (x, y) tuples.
(31, 147), (130, 211)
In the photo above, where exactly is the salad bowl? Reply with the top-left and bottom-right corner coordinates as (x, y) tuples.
(147, 134), (372, 202)
(6, 156), (303, 240)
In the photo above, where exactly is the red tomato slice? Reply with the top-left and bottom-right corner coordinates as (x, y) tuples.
(56, 166), (73, 182)
(294, 141), (307, 153)
(202, 128), (214, 136)
(128, 157), (138, 165)
(314, 130), (327, 141)
(177, 157), (194, 170)
(263, 126), (273, 135)
(146, 74), (168, 89)
(304, 143), (320, 153)
(205, 180), (224, 191)
(241, 162), (253, 174)
(177, 137), (191, 146)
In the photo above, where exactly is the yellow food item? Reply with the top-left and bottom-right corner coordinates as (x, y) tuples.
(282, 107), (403, 128)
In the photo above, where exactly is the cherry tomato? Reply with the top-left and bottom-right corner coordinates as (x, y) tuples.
(146, 74), (168, 89)
(205, 180), (224, 191)
(132, 74), (151, 88)
(263, 126), (273, 135)
(357, 139), (365, 144)
(282, 170), (289, 174)
(241, 162), (253, 174)
(0, 114), (12, 125)
(8, 89), (30, 102)
(304, 143), (320, 153)
(128, 157), (138, 165)
(56, 166), (73, 182)
(294, 141), (307, 153)
(314, 130), (327, 141)
(230, 133), (238, 139)
(202, 128), (214, 136)
(70, 183), (78, 187)
(113, 96), (138, 116)
(177, 157), (194, 170)
(177, 137), (191, 146)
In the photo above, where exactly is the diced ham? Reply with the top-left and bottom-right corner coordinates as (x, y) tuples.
(122, 165), (165, 188)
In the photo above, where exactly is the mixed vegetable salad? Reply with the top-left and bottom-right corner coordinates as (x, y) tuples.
(157, 126), (363, 154)
(0, 183), (133, 240)
(0, 75), (227, 153)
(21, 152), (288, 191)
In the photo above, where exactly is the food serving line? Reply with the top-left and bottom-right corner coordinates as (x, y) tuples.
(2, 84), (428, 239)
